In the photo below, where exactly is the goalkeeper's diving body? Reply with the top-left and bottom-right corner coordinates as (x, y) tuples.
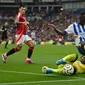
(48, 12), (85, 55)
(42, 54), (85, 75)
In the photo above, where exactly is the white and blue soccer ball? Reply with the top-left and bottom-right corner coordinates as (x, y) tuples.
(63, 64), (74, 75)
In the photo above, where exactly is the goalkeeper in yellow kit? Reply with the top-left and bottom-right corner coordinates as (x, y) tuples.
(42, 54), (85, 75)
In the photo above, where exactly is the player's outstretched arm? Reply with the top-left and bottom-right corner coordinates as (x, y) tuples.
(48, 23), (67, 36)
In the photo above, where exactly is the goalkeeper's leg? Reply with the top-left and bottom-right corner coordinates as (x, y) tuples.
(56, 54), (78, 65)
(42, 65), (64, 74)
(51, 68), (63, 74)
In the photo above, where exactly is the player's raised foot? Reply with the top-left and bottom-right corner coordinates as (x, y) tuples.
(1, 53), (7, 64)
(25, 58), (35, 64)
(56, 59), (66, 65)
(42, 66), (53, 74)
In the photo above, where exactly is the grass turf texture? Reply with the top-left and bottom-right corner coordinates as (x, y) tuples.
(0, 44), (85, 85)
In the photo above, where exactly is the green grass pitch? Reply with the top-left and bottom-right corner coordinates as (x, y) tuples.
(0, 44), (85, 85)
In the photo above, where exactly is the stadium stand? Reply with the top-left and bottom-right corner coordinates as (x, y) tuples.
(0, 0), (85, 44)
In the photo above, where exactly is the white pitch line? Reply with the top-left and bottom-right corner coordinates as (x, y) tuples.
(0, 70), (56, 76)
(0, 78), (85, 85)
(0, 69), (84, 79)
(0, 69), (85, 85)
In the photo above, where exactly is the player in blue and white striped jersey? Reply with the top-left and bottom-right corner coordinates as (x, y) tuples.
(48, 12), (85, 55)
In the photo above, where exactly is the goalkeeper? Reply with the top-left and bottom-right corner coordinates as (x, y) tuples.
(42, 54), (85, 75)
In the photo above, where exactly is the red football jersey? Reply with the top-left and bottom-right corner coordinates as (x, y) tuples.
(16, 13), (27, 34)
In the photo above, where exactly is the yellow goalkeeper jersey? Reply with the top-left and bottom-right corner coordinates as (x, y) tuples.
(73, 61), (85, 73)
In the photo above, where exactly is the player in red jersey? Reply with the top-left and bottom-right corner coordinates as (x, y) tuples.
(2, 7), (35, 64)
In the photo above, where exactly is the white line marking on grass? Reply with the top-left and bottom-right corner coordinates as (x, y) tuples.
(0, 70), (56, 76)
(0, 78), (85, 85)
(0, 69), (85, 85)
(0, 69), (84, 79)
(0, 70), (85, 85)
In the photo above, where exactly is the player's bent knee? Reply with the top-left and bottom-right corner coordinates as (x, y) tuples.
(16, 45), (22, 51)
(25, 40), (34, 47)
(29, 46), (34, 51)
(70, 54), (78, 62)
(29, 42), (34, 48)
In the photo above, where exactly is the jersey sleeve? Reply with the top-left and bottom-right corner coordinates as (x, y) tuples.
(65, 24), (74, 34)
(16, 13), (21, 21)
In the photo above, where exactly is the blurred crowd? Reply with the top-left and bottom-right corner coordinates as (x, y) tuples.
(0, 7), (84, 44)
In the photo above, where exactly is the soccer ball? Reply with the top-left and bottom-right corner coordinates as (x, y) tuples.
(42, 66), (48, 74)
(63, 64), (74, 75)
